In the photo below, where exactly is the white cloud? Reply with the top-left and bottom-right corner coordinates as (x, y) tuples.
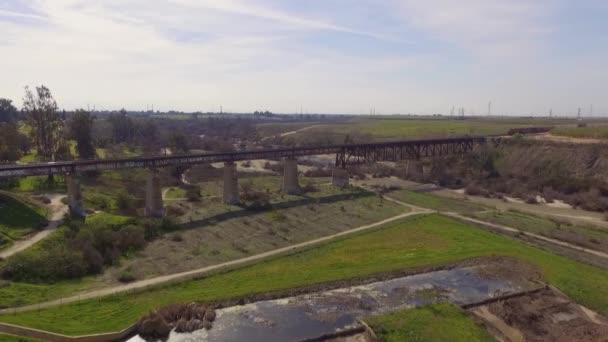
(0, 0), (606, 115)
(391, 0), (558, 59)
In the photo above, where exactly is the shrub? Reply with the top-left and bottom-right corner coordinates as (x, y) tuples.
(301, 182), (319, 193)
(1, 218), (171, 283)
(170, 232), (184, 242)
(118, 268), (137, 283)
(186, 186), (201, 202)
(165, 205), (186, 217)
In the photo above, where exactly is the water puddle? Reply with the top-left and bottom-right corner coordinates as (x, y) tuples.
(130, 265), (539, 342)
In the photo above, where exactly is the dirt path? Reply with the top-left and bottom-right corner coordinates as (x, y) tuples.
(260, 124), (325, 142)
(528, 133), (606, 144)
(0, 194), (68, 259)
(0, 204), (430, 314)
(434, 188), (608, 229)
(441, 212), (608, 260)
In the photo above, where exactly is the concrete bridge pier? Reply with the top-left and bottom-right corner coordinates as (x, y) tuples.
(332, 167), (349, 188)
(65, 172), (85, 218)
(282, 158), (300, 194)
(145, 168), (164, 218)
(223, 161), (240, 204)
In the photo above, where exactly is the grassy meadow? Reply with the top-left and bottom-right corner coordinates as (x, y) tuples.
(1, 214), (607, 335)
(367, 303), (494, 342)
(0, 193), (47, 250)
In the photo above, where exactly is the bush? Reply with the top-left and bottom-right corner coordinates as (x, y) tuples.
(301, 182), (319, 193)
(170, 232), (184, 242)
(185, 186), (201, 202)
(118, 268), (137, 283)
(1, 218), (172, 283)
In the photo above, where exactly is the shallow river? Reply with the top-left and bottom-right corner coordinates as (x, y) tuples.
(130, 265), (539, 342)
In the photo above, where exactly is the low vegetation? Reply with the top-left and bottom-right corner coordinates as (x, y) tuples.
(0, 193), (47, 249)
(471, 209), (608, 251)
(366, 303), (494, 342)
(2, 214), (607, 335)
(552, 126), (608, 140)
(0, 213), (173, 283)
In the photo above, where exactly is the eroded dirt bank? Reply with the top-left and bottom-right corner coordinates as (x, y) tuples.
(470, 288), (608, 342)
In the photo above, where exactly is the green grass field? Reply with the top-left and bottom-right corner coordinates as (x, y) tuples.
(552, 125), (608, 139)
(367, 303), (494, 342)
(164, 187), (187, 199)
(274, 117), (588, 143)
(0, 193), (47, 250)
(0, 334), (38, 342)
(388, 190), (486, 214)
(1, 214), (607, 335)
(471, 209), (608, 252)
(0, 213), (133, 308)
(388, 189), (608, 251)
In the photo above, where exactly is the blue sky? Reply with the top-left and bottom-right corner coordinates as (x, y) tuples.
(1, 0), (607, 115)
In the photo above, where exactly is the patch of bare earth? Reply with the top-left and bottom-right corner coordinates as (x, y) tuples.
(470, 288), (608, 342)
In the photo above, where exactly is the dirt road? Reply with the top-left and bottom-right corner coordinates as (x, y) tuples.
(0, 194), (68, 259)
(528, 133), (606, 144)
(0, 204), (430, 314)
(260, 124), (325, 142)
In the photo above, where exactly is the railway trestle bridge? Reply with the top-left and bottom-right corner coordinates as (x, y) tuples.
(0, 136), (487, 218)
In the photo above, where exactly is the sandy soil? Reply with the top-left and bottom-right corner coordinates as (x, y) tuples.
(528, 133), (607, 144)
(471, 288), (608, 342)
(0, 194), (68, 259)
(435, 188), (608, 229)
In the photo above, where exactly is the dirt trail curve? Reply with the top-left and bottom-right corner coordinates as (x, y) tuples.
(0, 194), (68, 259)
(0, 204), (431, 314)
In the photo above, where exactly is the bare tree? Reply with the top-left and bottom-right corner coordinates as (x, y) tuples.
(22, 85), (67, 162)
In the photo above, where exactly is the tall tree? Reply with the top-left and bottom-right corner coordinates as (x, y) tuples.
(0, 123), (23, 162)
(22, 85), (67, 161)
(169, 133), (189, 154)
(0, 98), (18, 124)
(107, 109), (134, 144)
(68, 110), (96, 159)
(137, 119), (160, 154)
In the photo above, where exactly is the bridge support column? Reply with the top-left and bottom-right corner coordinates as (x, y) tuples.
(65, 173), (85, 218)
(405, 160), (424, 181)
(332, 167), (349, 188)
(145, 168), (164, 218)
(282, 158), (300, 194)
(223, 162), (240, 205)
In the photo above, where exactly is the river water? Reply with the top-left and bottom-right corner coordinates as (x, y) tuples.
(130, 265), (539, 342)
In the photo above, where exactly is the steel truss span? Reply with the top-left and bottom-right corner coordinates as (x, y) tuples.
(0, 136), (487, 178)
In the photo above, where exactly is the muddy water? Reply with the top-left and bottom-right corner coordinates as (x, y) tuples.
(130, 265), (539, 342)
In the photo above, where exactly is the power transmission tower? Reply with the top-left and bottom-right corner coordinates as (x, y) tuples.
(488, 101), (492, 116)
(577, 107), (582, 120)
(450, 106), (455, 116)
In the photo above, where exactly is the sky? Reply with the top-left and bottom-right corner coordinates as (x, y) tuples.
(1, 0), (607, 115)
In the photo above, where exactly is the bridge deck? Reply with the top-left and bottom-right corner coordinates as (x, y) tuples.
(0, 136), (486, 178)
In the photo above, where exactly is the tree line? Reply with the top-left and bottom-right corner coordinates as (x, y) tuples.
(0, 85), (235, 164)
